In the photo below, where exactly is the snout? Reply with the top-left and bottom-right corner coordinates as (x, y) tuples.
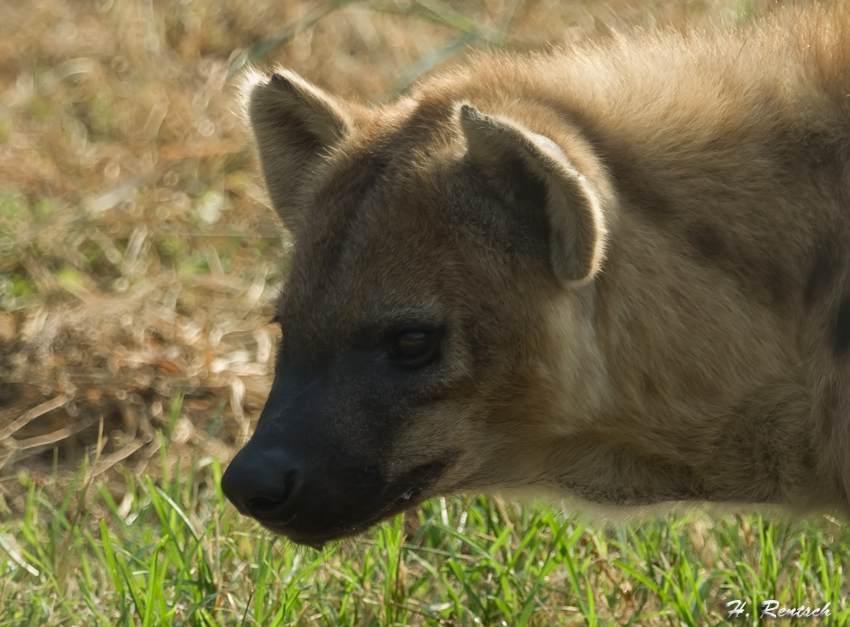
(221, 434), (454, 546)
(220, 364), (457, 545)
(220, 438), (354, 547)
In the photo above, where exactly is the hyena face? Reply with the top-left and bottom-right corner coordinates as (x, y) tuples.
(221, 71), (610, 546)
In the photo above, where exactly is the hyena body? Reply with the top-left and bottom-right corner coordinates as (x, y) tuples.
(222, 5), (850, 547)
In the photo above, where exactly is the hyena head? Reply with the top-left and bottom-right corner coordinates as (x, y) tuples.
(221, 69), (613, 547)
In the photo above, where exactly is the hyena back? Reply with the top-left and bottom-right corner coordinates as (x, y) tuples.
(221, 5), (850, 547)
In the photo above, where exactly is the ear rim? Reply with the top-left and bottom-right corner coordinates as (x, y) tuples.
(458, 104), (608, 285)
(261, 70), (352, 145)
(242, 69), (354, 236)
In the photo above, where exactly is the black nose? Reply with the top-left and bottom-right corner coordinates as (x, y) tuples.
(221, 447), (302, 521)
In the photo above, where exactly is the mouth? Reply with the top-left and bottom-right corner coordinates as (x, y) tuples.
(262, 456), (455, 548)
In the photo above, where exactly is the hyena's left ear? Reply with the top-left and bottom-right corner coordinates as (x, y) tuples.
(246, 70), (353, 235)
(459, 105), (609, 284)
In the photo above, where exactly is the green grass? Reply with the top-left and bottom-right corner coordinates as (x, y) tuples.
(2, 424), (848, 626)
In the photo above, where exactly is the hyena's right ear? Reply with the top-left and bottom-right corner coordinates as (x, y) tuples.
(246, 70), (353, 235)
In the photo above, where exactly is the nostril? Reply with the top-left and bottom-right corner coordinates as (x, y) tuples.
(248, 495), (282, 515)
(244, 468), (300, 520)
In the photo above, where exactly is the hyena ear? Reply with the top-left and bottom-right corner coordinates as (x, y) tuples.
(246, 70), (353, 235)
(459, 105), (608, 284)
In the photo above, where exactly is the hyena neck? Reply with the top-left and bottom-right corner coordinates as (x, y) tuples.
(536, 239), (838, 511)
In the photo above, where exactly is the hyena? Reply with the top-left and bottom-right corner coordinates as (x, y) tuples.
(221, 4), (850, 548)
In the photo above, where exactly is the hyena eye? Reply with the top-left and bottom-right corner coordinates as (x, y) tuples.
(389, 328), (439, 367)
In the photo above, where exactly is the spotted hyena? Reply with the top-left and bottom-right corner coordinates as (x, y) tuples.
(221, 4), (850, 547)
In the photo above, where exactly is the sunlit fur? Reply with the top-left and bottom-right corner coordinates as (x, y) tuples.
(241, 2), (850, 531)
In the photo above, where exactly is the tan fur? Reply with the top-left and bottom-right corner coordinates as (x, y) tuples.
(231, 3), (850, 536)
